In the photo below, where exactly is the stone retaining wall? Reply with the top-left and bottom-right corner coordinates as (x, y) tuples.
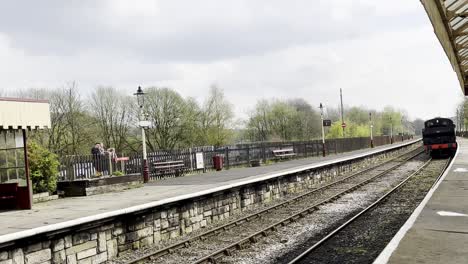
(0, 143), (417, 264)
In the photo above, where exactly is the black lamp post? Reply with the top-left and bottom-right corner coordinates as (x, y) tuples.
(134, 86), (149, 183)
(319, 103), (326, 157)
(390, 116), (394, 144)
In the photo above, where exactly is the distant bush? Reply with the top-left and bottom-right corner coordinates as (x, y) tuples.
(113, 171), (124, 176)
(28, 141), (60, 194)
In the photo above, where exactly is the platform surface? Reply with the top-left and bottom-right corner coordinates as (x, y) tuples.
(0, 140), (417, 244)
(378, 137), (468, 264)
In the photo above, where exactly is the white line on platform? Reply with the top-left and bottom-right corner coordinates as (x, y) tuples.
(373, 143), (459, 264)
(437, 211), (468, 217)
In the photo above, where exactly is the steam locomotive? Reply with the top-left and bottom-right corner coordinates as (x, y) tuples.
(422, 117), (457, 157)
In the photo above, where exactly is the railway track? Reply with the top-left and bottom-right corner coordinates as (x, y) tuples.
(119, 147), (424, 264)
(283, 157), (451, 264)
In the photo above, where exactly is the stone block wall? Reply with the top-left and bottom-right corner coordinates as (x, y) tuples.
(0, 144), (415, 264)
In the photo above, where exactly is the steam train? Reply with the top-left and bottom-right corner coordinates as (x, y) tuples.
(422, 117), (457, 157)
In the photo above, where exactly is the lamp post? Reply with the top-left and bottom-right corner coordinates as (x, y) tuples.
(369, 112), (374, 148)
(401, 117), (404, 140)
(134, 86), (150, 183)
(390, 116), (393, 144)
(340, 88), (345, 138)
(319, 103), (326, 157)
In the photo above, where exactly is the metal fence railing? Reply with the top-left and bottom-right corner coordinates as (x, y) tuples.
(58, 135), (413, 182)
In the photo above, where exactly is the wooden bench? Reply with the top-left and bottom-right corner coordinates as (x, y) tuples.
(272, 148), (296, 159)
(0, 183), (18, 209)
(152, 160), (186, 178)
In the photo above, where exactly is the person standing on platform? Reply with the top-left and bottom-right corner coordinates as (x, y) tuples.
(91, 143), (103, 176)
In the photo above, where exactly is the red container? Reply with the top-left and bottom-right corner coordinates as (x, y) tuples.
(213, 155), (224, 171)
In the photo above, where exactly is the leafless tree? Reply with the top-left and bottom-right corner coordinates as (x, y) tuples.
(49, 82), (94, 155)
(200, 85), (234, 146)
(14, 86), (88, 154)
(90, 86), (133, 152)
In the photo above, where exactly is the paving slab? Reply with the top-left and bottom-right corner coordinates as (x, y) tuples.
(0, 139), (418, 244)
(376, 137), (468, 264)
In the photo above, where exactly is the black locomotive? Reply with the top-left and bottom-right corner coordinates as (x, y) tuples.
(422, 117), (457, 157)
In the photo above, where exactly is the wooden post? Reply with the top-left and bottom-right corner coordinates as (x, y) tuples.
(22, 129), (32, 209)
(246, 146), (250, 165)
(108, 154), (113, 176)
(225, 147), (230, 169)
(189, 148), (193, 171)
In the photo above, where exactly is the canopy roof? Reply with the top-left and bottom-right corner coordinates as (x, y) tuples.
(0, 98), (51, 130)
(421, 0), (468, 94)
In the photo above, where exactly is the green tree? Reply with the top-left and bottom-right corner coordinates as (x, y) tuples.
(144, 87), (192, 150)
(28, 141), (60, 194)
(181, 97), (203, 147)
(347, 106), (370, 125)
(380, 106), (403, 136)
(327, 121), (344, 139)
(269, 101), (297, 141)
(246, 100), (272, 142)
(288, 99), (321, 140)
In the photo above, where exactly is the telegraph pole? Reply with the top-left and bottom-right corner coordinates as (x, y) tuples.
(340, 88), (345, 138)
(320, 103), (326, 157)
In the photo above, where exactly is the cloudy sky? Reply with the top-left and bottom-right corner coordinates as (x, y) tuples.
(0, 0), (463, 120)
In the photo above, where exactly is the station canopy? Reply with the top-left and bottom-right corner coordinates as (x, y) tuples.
(0, 98), (51, 209)
(0, 98), (51, 130)
(421, 0), (468, 95)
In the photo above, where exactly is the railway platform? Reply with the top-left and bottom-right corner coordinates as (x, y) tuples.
(0, 139), (419, 264)
(0, 139), (414, 238)
(375, 137), (468, 264)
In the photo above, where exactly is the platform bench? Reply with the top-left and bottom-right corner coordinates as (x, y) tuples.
(0, 183), (18, 209)
(152, 160), (186, 178)
(272, 148), (296, 160)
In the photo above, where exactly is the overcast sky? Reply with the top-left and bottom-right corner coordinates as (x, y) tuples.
(0, 0), (463, 120)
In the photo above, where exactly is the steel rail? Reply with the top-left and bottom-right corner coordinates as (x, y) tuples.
(125, 147), (423, 264)
(286, 156), (451, 264)
(190, 149), (424, 264)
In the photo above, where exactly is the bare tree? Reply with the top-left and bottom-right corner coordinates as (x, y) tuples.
(16, 88), (49, 100)
(90, 86), (133, 152)
(201, 85), (234, 146)
(14, 85), (91, 154)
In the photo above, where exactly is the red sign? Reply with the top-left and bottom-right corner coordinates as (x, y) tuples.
(341, 123), (346, 128)
(115, 157), (129, 162)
